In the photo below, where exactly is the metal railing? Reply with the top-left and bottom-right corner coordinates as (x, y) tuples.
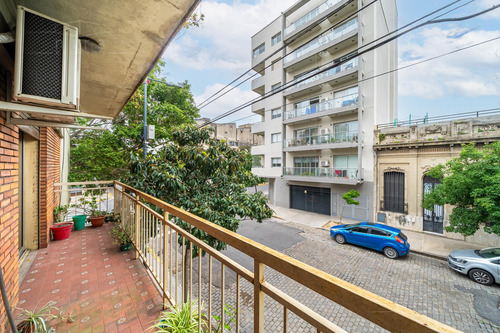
(377, 108), (500, 129)
(54, 181), (459, 332)
(283, 17), (358, 64)
(54, 181), (115, 220)
(283, 167), (358, 179)
(284, 131), (358, 148)
(284, 93), (359, 120)
(285, 58), (358, 93)
(284, 0), (343, 37)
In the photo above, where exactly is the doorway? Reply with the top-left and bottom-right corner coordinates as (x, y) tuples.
(422, 175), (444, 234)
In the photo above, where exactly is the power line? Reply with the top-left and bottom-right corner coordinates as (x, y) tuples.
(196, 0), (371, 109)
(209, 35), (500, 125)
(199, 4), (500, 127)
(197, 0), (466, 112)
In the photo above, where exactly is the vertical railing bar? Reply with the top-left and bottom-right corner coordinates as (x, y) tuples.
(221, 263), (225, 333)
(189, 242), (193, 302)
(283, 307), (287, 333)
(198, 248), (202, 333)
(134, 198), (140, 260)
(169, 225), (173, 300)
(182, 235), (186, 303)
(254, 261), (264, 333)
(163, 215), (168, 309)
(236, 274), (240, 333)
(208, 255), (212, 333)
(175, 230), (178, 304)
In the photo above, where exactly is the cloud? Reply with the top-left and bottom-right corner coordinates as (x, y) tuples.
(399, 26), (500, 98)
(195, 83), (261, 124)
(477, 0), (500, 18)
(163, 0), (296, 75)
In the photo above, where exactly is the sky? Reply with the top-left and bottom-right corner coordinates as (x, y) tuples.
(161, 0), (500, 126)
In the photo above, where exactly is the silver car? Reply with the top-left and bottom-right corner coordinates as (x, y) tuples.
(448, 247), (500, 285)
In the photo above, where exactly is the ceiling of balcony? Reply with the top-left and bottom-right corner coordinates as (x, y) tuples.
(1, 0), (200, 120)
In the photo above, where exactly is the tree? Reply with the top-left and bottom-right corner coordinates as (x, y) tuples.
(127, 125), (272, 302)
(69, 63), (199, 181)
(339, 190), (360, 221)
(127, 125), (273, 252)
(422, 142), (500, 236)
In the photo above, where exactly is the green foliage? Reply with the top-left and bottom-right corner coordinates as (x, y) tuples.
(150, 301), (205, 333)
(16, 301), (74, 333)
(70, 62), (199, 182)
(53, 205), (69, 223)
(127, 125), (273, 253)
(109, 224), (132, 245)
(422, 142), (500, 236)
(342, 190), (360, 206)
(212, 304), (237, 333)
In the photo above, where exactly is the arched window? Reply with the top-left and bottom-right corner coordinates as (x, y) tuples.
(384, 171), (405, 213)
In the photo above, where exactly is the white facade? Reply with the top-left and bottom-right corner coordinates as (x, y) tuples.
(250, 0), (398, 220)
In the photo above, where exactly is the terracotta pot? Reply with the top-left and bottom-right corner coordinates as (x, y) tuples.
(89, 215), (105, 227)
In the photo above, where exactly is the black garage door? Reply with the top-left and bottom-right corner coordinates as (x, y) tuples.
(290, 185), (331, 215)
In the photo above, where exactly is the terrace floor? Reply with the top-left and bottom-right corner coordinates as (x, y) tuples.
(18, 222), (163, 332)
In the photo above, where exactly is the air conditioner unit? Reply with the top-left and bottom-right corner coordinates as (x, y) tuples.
(14, 6), (80, 110)
(320, 128), (330, 135)
(320, 160), (330, 167)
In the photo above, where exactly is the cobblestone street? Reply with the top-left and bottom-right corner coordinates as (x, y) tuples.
(211, 218), (500, 332)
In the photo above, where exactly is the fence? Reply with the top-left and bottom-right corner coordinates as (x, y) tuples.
(111, 181), (459, 333)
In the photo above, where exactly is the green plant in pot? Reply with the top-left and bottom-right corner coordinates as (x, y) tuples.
(16, 301), (74, 333)
(77, 192), (106, 228)
(109, 224), (132, 251)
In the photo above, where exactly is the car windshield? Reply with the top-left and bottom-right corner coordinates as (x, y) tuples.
(477, 247), (500, 258)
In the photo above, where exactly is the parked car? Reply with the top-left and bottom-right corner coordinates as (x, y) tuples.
(447, 247), (500, 285)
(330, 222), (410, 259)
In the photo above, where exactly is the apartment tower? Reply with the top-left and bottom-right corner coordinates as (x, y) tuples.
(251, 0), (398, 220)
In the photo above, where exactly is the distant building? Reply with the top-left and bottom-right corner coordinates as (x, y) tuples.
(195, 118), (262, 147)
(250, 0), (398, 219)
(374, 114), (500, 247)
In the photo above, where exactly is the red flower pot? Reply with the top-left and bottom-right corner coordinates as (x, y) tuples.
(50, 222), (73, 241)
(89, 215), (105, 227)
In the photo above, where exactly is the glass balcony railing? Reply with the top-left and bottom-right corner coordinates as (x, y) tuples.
(283, 131), (359, 148)
(285, 58), (358, 93)
(283, 17), (358, 64)
(283, 0), (343, 37)
(284, 92), (359, 120)
(283, 167), (358, 179)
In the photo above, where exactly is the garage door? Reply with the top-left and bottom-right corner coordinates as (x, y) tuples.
(290, 185), (331, 215)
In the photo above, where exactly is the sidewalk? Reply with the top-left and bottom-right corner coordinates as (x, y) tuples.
(268, 203), (487, 260)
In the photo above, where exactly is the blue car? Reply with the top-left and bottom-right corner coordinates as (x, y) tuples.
(330, 222), (410, 259)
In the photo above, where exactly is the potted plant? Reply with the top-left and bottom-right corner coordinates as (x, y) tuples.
(109, 224), (132, 251)
(77, 193), (106, 228)
(149, 301), (206, 333)
(16, 301), (74, 333)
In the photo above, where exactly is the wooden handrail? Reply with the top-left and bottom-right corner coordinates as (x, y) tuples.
(114, 181), (460, 333)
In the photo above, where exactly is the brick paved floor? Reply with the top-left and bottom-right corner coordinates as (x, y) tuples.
(18, 222), (163, 333)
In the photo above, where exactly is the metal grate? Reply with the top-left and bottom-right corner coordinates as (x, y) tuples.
(384, 171), (405, 213)
(22, 11), (63, 100)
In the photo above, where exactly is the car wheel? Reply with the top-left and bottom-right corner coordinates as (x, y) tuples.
(383, 247), (399, 259)
(334, 234), (346, 244)
(468, 269), (494, 285)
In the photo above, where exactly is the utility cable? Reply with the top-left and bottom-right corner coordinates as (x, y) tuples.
(199, 4), (500, 127)
(196, 0), (466, 111)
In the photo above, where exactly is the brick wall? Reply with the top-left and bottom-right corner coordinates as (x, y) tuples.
(39, 127), (61, 248)
(0, 65), (20, 331)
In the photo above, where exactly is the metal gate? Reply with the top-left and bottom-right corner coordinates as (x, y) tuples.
(423, 175), (444, 234)
(339, 195), (369, 221)
(290, 185), (331, 215)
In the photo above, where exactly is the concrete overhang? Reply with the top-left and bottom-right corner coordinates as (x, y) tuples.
(8, 0), (200, 121)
